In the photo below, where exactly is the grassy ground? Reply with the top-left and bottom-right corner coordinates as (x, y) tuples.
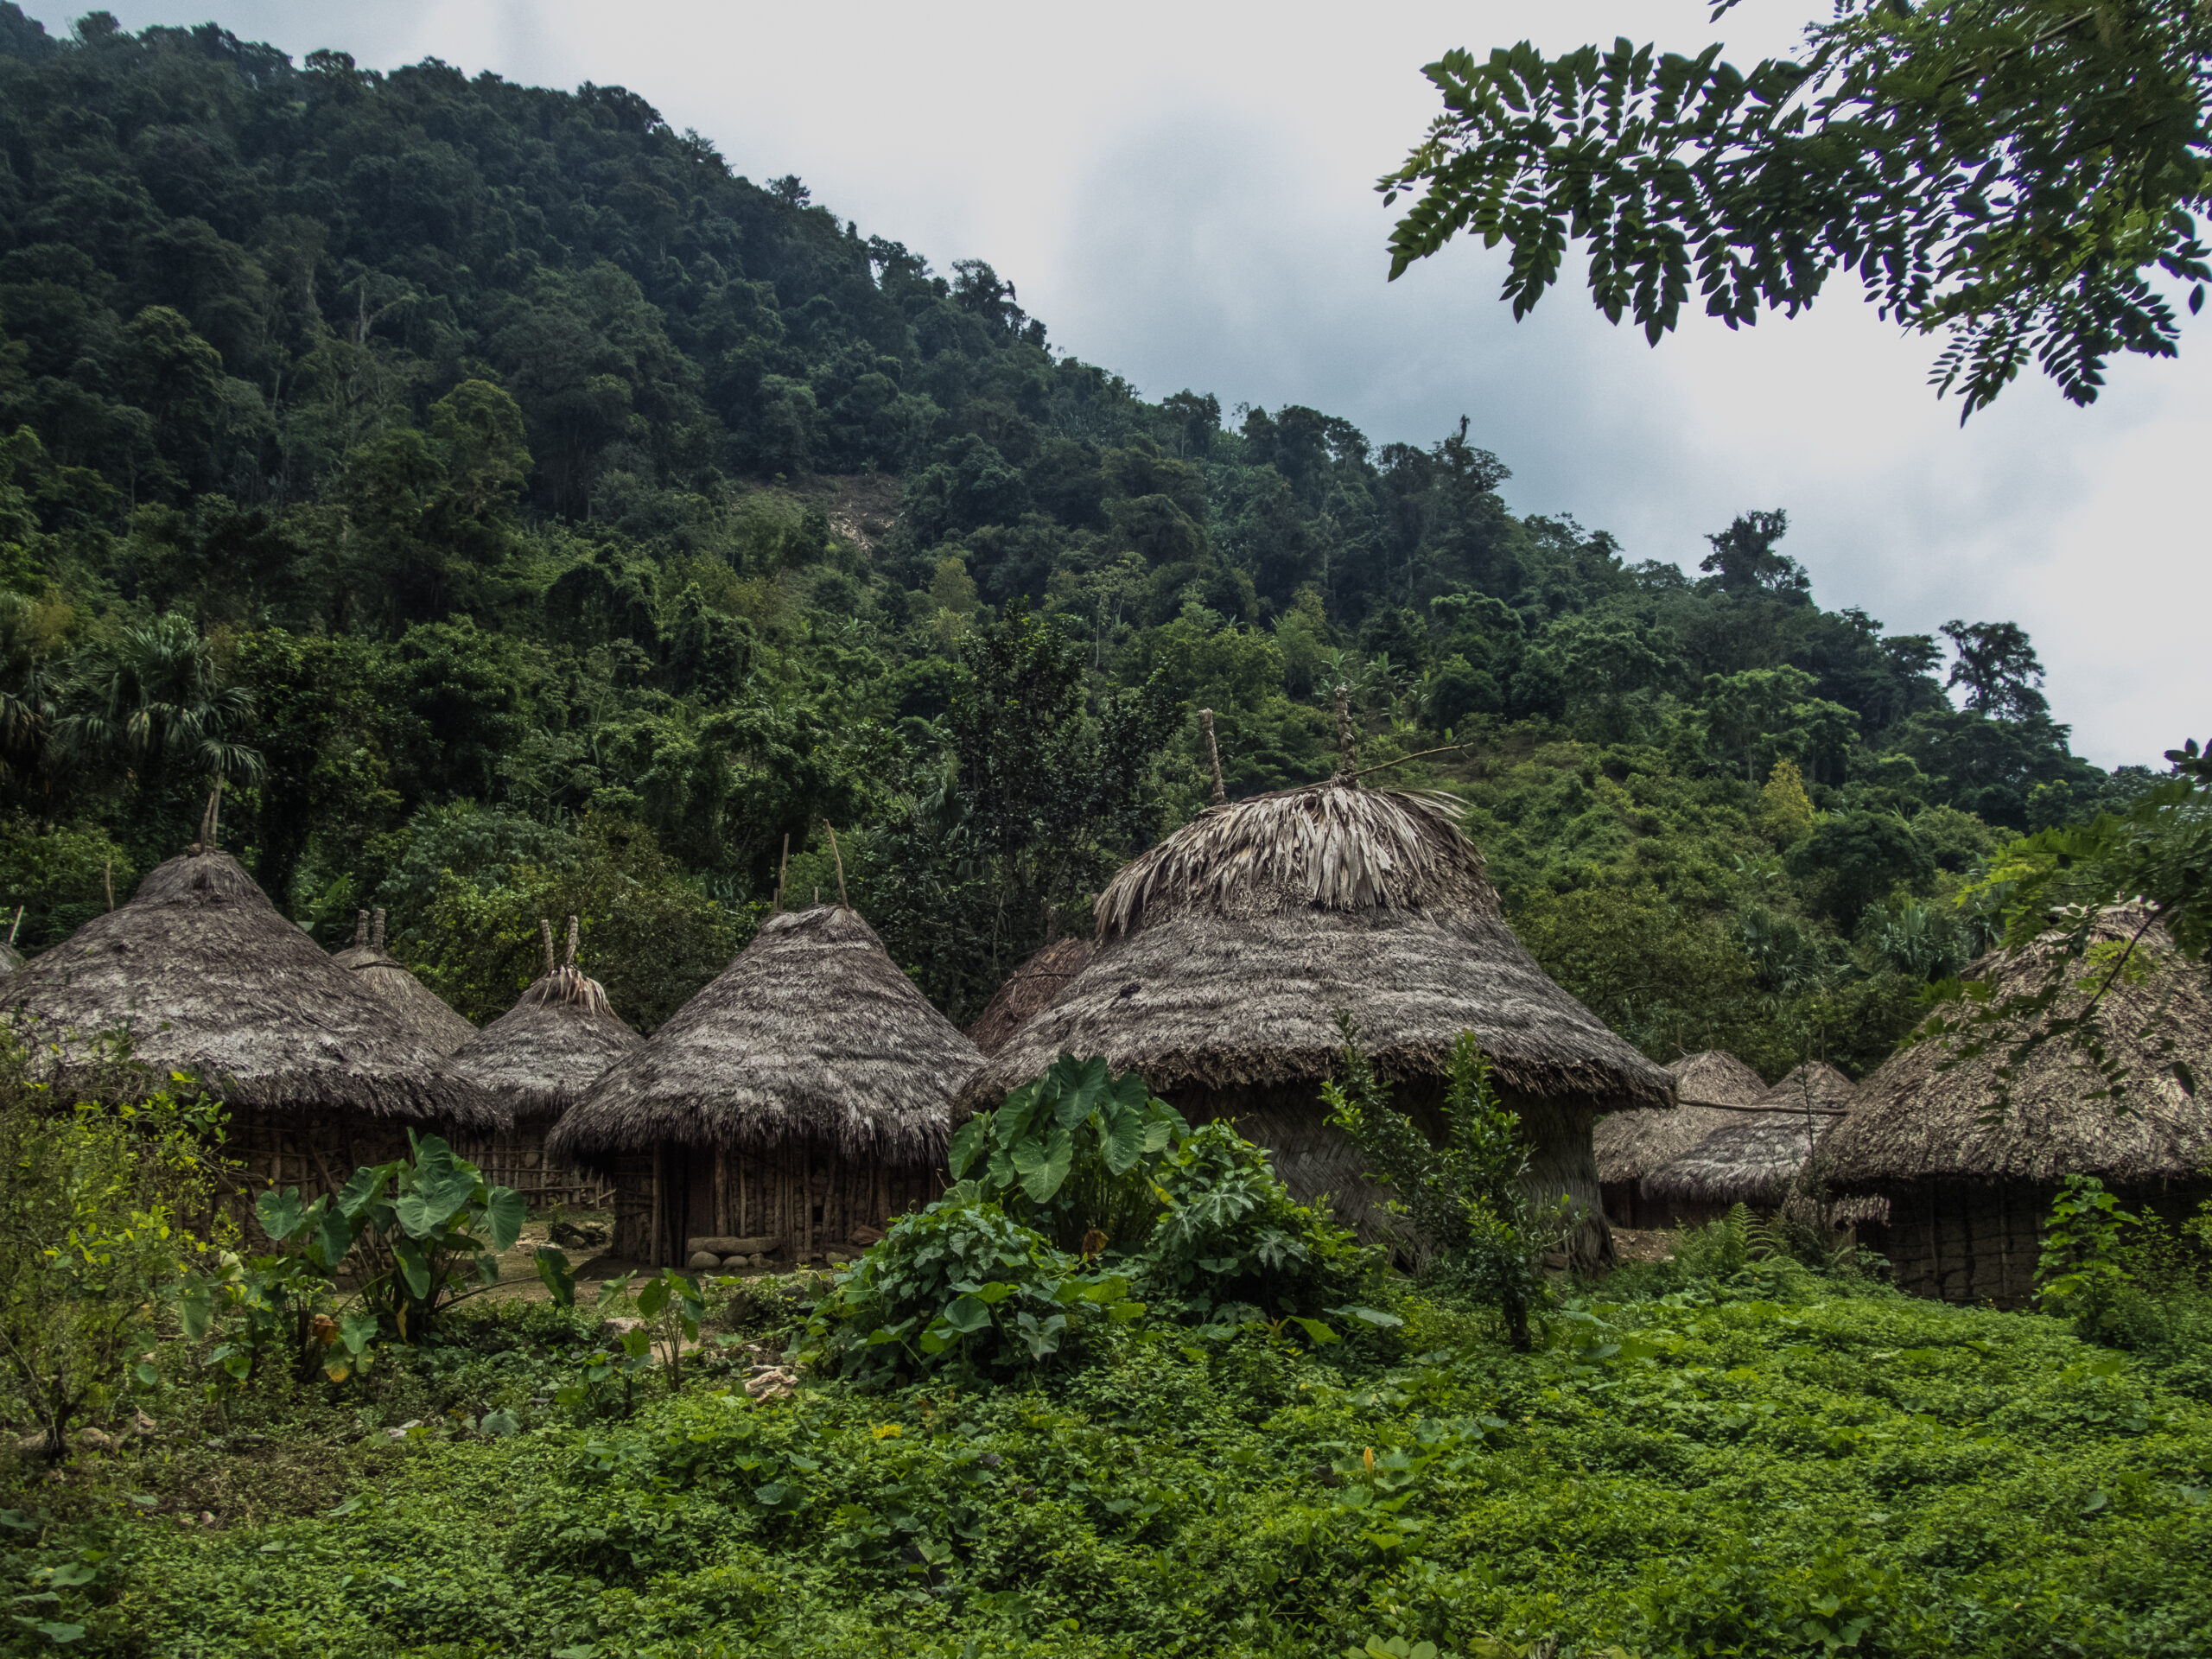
(4, 1252), (2209, 1659)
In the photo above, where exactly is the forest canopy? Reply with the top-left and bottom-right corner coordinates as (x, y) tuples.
(0, 6), (2152, 1076)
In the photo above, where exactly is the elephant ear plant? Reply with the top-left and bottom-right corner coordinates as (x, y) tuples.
(183, 1135), (577, 1388)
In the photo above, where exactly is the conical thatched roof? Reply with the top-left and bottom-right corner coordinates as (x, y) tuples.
(1815, 912), (2212, 1192)
(451, 918), (641, 1122)
(1595, 1050), (1767, 1186)
(6, 849), (503, 1127)
(1641, 1063), (1858, 1209)
(331, 908), (475, 1055)
(969, 937), (1095, 1056)
(962, 780), (1674, 1110)
(547, 904), (976, 1166)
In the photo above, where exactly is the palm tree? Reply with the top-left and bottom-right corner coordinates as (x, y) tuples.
(0, 592), (63, 784)
(55, 613), (264, 794)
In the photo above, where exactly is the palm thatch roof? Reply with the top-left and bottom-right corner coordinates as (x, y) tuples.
(969, 937), (1095, 1056)
(331, 908), (475, 1055)
(1639, 1063), (1859, 1209)
(1594, 1050), (1767, 1186)
(962, 780), (1674, 1110)
(5, 849), (503, 1127)
(1815, 912), (2212, 1192)
(547, 904), (976, 1166)
(450, 918), (641, 1122)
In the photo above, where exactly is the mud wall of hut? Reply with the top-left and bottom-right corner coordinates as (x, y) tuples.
(1865, 1178), (2212, 1310)
(610, 1141), (943, 1267)
(1182, 1082), (1618, 1271)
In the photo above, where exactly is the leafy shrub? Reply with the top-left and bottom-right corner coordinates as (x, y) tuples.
(0, 1047), (228, 1457)
(947, 1054), (1186, 1250)
(2037, 1173), (2139, 1341)
(1141, 1119), (1381, 1324)
(1324, 1024), (1568, 1350)
(799, 1196), (1139, 1384)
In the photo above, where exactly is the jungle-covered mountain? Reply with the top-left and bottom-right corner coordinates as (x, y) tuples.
(0, 8), (2150, 1071)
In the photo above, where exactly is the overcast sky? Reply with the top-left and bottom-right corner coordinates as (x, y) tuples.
(33, 1), (2209, 767)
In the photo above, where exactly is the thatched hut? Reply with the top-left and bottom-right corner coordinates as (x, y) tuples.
(5, 847), (504, 1194)
(448, 918), (638, 1209)
(1595, 1051), (1767, 1228)
(546, 904), (976, 1268)
(331, 907), (475, 1055)
(1815, 913), (2212, 1307)
(969, 937), (1095, 1056)
(958, 777), (1675, 1268)
(1639, 1062), (1858, 1227)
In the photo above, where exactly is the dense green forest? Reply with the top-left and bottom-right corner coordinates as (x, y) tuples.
(0, 9), (2150, 1070)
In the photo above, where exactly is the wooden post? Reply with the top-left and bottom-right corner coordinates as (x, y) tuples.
(1198, 708), (1226, 806)
(775, 833), (790, 912)
(824, 821), (849, 908)
(539, 917), (556, 977)
(104, 858), (113, 912)
(1333, 685), (1357, 779)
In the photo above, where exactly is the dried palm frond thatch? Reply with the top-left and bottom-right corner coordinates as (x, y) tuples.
(548, 905), (976, 1167)
(1815, 913), (2212, 1192)
(451, 917), (640, 1122)
(331, 906), (475, 1055)
(1595, 1050), (1768, 1189)
(1642, 1063), (1857, 1212)
(6, 849), (502, 1128)
(965, 781), (1673, 1110)
(968, 937), (1095, 1057)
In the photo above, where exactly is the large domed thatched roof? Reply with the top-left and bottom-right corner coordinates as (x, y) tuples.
(1815, 913), (2212, 1192)
(1595, 1050), (1767, 1188)
(450, 919), (640, 1122)
(962, 780), (1675, 1111)
(969, 937), (1094, 1057)
(1643, 1061), (1858, 1210)
(547, 904), (976, 1167)
(331, 909), (475, 1055)
(7, 849), (502, 1127)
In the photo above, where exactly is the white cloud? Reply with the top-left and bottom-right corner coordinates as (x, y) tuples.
(37, 0), (2203, 763)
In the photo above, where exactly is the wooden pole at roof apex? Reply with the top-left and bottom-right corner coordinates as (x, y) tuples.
(539, 917), (556, 978)
(1333, 685), (1357, 782)
(775, 832), (790, 912)
(1198, 708), (1225, 806)
(565, 914), (580, 968)
(823, 821), (849, 909)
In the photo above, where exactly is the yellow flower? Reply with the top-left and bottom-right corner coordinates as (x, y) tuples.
(872, 1423), (901, 1440)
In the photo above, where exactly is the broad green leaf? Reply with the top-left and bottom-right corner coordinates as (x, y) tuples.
(637, 1273), (671, 1319)
(479, 1408), (521, 1437)
(1099, 1099), (1147, 1175)
(1286, 1316), (1340, 1346)
(481, 1185), (526, 1251)
(176, 1282), (213, 1341)
(939, 1294), (994, 1335)
(254, 1187), (307, 1244)
(338, 1309), (378, 1355)
(395, 1149), (479, 1238)
(474, 1252), (500, 1287)
(334, 1162), (391, 1220)
(391, 1238), (432, 1300)
(1012, 1124), (1074, 1203)
(947, 1115), (988, 1179)
(595, 1272), (635, 1310)
(1326, 1304), (1407, 1329)
(1048, 1054), (1113, 1128)
(534, 1246), (575, 1306)
(309, 1206), (357, 1272)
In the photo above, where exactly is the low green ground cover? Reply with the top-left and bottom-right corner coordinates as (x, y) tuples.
(6, 1261), (2209, 1659)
